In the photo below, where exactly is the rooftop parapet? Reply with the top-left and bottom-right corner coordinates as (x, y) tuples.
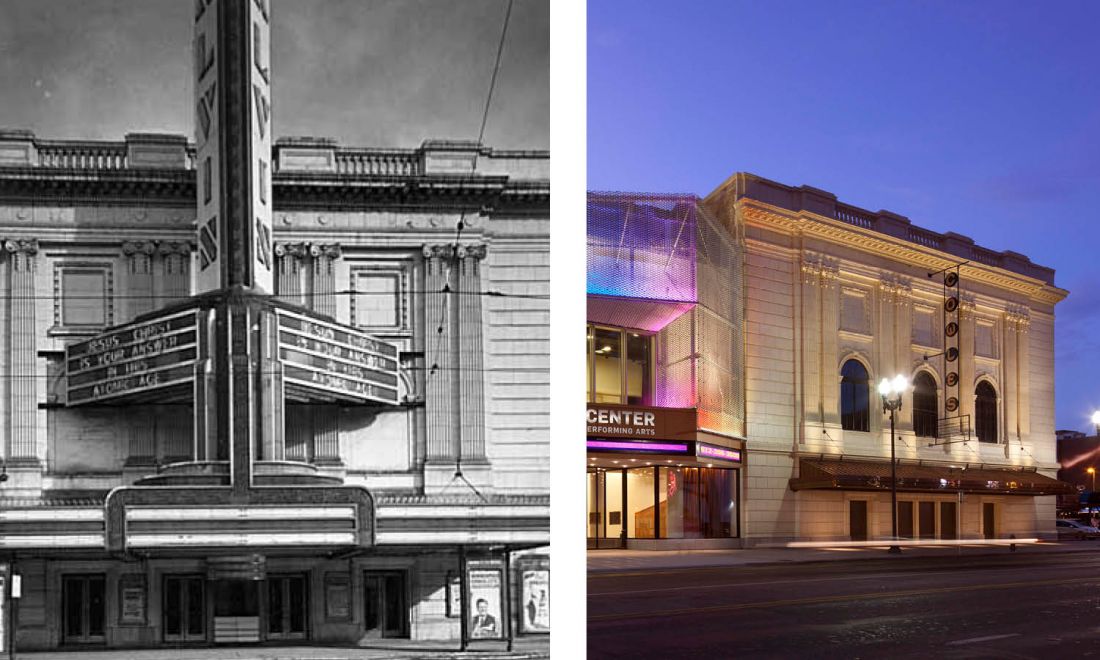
(0, 130), (549, 181)
(709, 172), (1056, 286)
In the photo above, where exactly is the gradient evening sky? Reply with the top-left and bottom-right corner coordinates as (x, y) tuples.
(0, 0), (548, 150)
(589, 0), (1100, 433)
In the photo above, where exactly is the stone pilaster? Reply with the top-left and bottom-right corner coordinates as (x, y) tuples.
(157, 241), (192, 306)
(6, 239), (38, 462)
(799, 258), (822, 431)
(123, 240), (156, 321)
(1002, 314), (1018, 445)
(819, 262), (840, 427)
(958, 295), (976, 428)
(1006, 305), (1031, 442)
(311, 243), (341, 317)
(275, 242), (308, 306)
(424, 244), (456, 463)
(285, 405), (310, 461)
(457, 244), (488, 462)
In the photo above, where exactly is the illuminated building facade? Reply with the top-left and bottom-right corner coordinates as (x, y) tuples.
(586, 192), (745, 549)
(704, 173), (1072, 544)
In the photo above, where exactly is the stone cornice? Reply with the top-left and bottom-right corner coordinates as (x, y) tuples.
(0, 168), (548, 214)
(740, 201), (1068, 306)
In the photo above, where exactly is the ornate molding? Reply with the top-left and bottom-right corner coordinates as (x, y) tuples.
(742, 202), (1067, 306)
(122, 240), (156, 256)
(1005, 304), (1031, 333)
(4, 238), (38, 255)
(156, 240), (193, 256)
(313, 243), (342, 259)
(878, 273), (912, 304)
(275, 241), (309, 259)
(421, 243), (486, 261)
(800, 252), (838, 288)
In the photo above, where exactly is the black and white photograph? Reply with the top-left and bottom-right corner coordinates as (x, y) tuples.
(0, 0), (550, 656)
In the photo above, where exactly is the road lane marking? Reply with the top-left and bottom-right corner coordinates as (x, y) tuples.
(947, 633), (1021, 645)
(588, 575), (1100, 622)
(588, 552), (1100, 580)
(589, 557), (1100, 596)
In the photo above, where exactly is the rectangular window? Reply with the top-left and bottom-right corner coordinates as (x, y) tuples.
(588, 325), (653, 405)
(61, 268), (108, 327)
(975, 322), (996, 358)
(840, 291), (867, 333)
(660, 466), (736, 539)
(353, 272), (399, 328)
(592, 327), (622, 403)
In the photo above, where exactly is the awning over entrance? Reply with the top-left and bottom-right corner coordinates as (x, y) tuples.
(790, 458), (1076, 496)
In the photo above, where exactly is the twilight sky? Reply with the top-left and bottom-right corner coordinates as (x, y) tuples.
(0, 0), (548, 150)
(589, 0), (1100, 433)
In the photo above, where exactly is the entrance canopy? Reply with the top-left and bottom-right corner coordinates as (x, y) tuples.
(790, 457), (1075, 496)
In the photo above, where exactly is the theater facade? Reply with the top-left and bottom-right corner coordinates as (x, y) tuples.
(588, 176), (1073, 549)
(0, 4), (548, 650)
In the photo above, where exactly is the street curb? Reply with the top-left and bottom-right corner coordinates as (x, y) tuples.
(586, 543), (1100, 575)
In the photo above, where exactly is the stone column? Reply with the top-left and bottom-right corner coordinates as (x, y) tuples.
(457, 244), (488, 462)
(274, 242), (307, 306)
(424, 244), (456, 463)
(6, 239), (38, 462)
(158, 241), (192, 306)
(123, 240), (156, 321)
(311, 243), (341, 317)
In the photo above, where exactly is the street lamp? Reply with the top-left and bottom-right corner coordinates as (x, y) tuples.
(1092, 410), (1100, 436)
(879, 374), (909, 554)
(1089, 467), (1096, 492)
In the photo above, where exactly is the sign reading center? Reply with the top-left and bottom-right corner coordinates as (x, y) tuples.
(585, 404), (696, 440)
(66, 309), (200, 405)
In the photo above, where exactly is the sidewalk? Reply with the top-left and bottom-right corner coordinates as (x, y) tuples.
(9, 638), (549, 660)
(587, 538), (1100, 573)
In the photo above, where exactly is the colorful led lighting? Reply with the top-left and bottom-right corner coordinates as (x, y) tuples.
(697, 443), (741, 462)
(586, 440), (689, 453)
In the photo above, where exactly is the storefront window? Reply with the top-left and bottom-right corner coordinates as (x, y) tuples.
(587, 325), (653, 405)
(659, 467), (736, 538)
(626, 468), (656, 538)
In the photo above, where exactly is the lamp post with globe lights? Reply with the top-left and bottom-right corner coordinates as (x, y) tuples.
(879, 374), (909, 554)
(1092, 411), (1100, 436)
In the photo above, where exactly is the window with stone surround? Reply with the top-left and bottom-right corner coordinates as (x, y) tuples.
(840, 359), (870, 432)
(912, 371), (938, 438)
(975, 381), (998, 443)
(54, 262), (113, 331)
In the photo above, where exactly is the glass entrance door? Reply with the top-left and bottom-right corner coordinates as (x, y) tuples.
(267, 575), (308, 640)
(363, 572), (407, 638)
(164, 576), (205, 642)
(62, 575), (106, 645)
(587, 468), (624, 549)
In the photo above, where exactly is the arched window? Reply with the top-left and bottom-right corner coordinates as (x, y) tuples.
(840, 360), (870, 432)
(975, 381), (998, 443)
(912, 372), (938, 438)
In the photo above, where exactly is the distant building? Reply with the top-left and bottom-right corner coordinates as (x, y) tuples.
(1056, 432), (1100, 511)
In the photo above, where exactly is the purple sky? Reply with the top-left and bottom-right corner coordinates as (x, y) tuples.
(588, 0), (1100, 433)
(0, 0), (548, 150)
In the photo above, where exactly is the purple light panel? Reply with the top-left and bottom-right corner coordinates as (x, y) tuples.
(697, 443), (741, 462)
(586, 440), (690, 453)
(587, 193), (698, 303)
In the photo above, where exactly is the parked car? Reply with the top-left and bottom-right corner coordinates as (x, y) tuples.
(1056, 519), (1100, 539)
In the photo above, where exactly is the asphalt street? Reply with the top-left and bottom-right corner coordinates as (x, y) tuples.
(588, 550), (1100, 658)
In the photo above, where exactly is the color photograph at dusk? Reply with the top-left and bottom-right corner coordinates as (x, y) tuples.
(586, 1), (1100, 657)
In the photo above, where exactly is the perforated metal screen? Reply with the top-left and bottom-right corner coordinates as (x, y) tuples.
(587, 193), (697, 302)
(588, 192), (745, 439)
